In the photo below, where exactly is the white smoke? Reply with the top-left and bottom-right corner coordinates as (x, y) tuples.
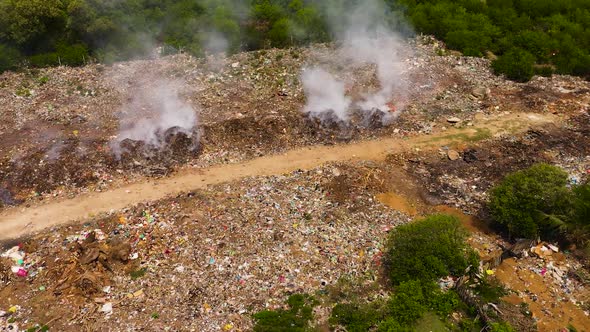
(301, 68), (351, 122)
(302, 0), (413, 124)
(204, 30), (230, 55)
(110, 78), (198, 158)
(203, 30), (231, 71)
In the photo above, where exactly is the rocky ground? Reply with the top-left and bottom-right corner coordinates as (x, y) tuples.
(1, 36), (590, 331)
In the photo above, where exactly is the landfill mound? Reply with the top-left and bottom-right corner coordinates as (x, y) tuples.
(1, 36), (590, 331)
(2, 125), (590, 330)
(0, 36), (588, 207)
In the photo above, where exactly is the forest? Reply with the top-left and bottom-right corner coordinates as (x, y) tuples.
(0, 0), (589, 82)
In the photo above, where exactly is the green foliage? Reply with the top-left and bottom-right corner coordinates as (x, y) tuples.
(388, 280), (427, 325)
(459, 317), (484, 332)
(330, 301), (387, 332)
(330, 280), (462, 331)
(565, 183), (590, 247)
(396, 0), (590, 81)
(377, 318), (413, 332)
(490, 164), (590, 253)
(472, 276), (507, 303)
(0, 0), (67, 48)
(0, 43), (20, 72)
(253, 294), (318, 332)
(385, 214), (478, 285)
(492, 48), (536, 82)
(489, 163), (570, 239)
(37, 75), (49, 85)
(29, 43), (89, 67)
(489, 321), (516, 332)
(25, 324), (49, 332)
(427, 288), (461, 317)
(2, 0), (589, 81)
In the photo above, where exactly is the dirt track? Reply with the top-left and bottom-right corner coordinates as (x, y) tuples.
(0, 112), (557, 240)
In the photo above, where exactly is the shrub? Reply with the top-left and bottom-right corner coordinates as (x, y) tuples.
(55, 43), (89, 66)
(377, 318), (413, 332)
(29, 52), (59, 67)
(489, 163), (570, 239)
(0, 44), (20, 72)
(388, 280), (427, 325)
(490, 321), (516, 332)
(330, 302), (387, 332)
(427, 288), (461, 317)
(385, 214), (478, 284)
(566, 183), (590, 248)
(492, 48), (536, 82)
(253, 294), (317, 332)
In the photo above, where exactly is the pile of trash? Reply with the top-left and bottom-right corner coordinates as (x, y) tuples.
(1, 35), (589, 209)
(0, 161), (414, 331)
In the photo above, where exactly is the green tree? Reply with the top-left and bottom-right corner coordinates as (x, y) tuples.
(0, 0), (67, 50)
(492, 48), (536, 82)
(489, 163), (571, 239)
(385, 214), (478, 285)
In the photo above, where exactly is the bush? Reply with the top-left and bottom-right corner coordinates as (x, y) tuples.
(388, 280), (427, 325)
(490, 321), (516, 332)
(566, 183), (590, 247)
(492, 48), (536, 82)
(55, 43), (89, 66)
(385, 214), (478, 284)
(427, 288), (461, 317)
(0, 43), (20, 72)
(253, 294), (317, 332)
(29, 52), (60, 67)
(330, 302), (387, 332)
(489, 163), (570, 239)
(330, 280), (462, 331)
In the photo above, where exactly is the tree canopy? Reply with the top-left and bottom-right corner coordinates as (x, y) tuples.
(0, 0), (589, 81)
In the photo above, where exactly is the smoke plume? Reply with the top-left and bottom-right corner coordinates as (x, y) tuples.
(302, 0), (413, 125)
(301, 68), (351, 122)
(110, 78), (199, 158)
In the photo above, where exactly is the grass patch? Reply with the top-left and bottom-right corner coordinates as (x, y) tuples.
(414, 312), (449, 332)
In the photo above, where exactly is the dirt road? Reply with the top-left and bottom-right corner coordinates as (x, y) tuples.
(0, 112), (557, 240)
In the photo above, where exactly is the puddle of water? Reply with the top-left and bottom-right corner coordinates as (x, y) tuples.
(376, 192), (418, 216)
